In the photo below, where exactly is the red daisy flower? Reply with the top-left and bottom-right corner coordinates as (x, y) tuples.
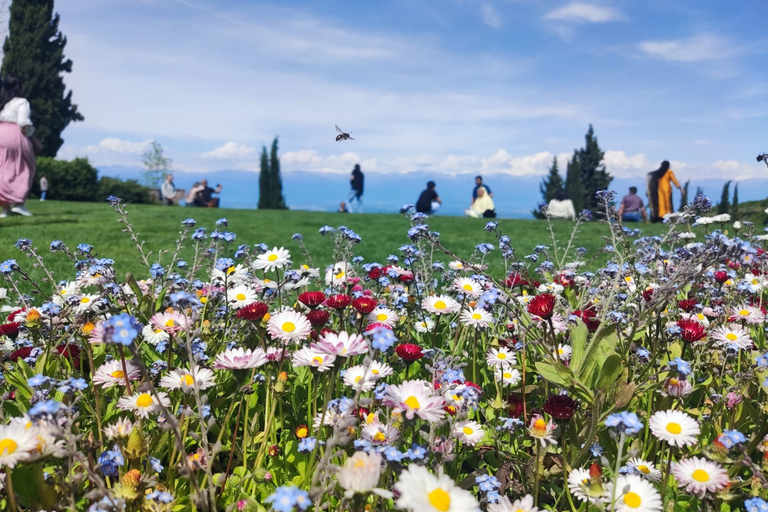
(677, 299), (697, 312)
(527, 293), (556, 320)
(573, 309), (600, 332)
(56, 344), (82, 370)
(367, 267), (384, 280)
(325, 294), (352, 310)
(641, 288), (654, 302)
(713, 270), (729, 283)
(394, 343), (423, 362)
(507, 394), (525, 418)
(352, 297), (378, 314)
(297, 291), (326, 308)
(542, 394), (578, 421)
(236, 302), (268, 321)
(0, 322), (21, 339)
(677, 318), (706, 343)
(7, 346), (33, 362)
(306, 309), (330, 327)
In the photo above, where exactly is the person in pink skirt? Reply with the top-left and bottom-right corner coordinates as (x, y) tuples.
(0, 76), (38, 218)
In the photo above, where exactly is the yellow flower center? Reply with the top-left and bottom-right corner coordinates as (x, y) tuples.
(496, 352), (506, 360)
(691, 469), (709, 482)
(463, 284), (473, 291)
(623, 491), (641, 508)
(81, 297), (90, 303)
(354, 376), (363, 383)
(404, 396), (420, 409)
(135, 393), (153, 408)
(335, 270), (345, 279)
(0, 438), (18, 455)
(666, 422), (682, 435)
(503, 372), (512, 379)
(165, 319), (177, 327)
(110, 370), (125, 379)
(462, 426), (474, 435)
(624, 276), (633, 283)
(637, 465), (650, 474)
(236, 293), (246, 301)
(354, 458), (367, 469)
(60, 288), (68, 295)
(472, 313), (482, 320)
(372, 369), (379, 374)
(726, 333), (738, 341)
(434, 300), (446, 310)
(427, 488), (451, 512)
(268, 254), (278, 261)
(373, 431), (386, 442)
(377, 313), (387, 321)
(227, 266), (236, 275)
(739, 309), (749, 316)
(282, 322), (296, 333)
(181, 374), (195, 386)
(312, 356), (324, 365)
(534, 418), (546, 429)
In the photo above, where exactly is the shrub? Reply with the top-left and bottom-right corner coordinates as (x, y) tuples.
(30, 156), (99, 201)
(97, 176), (152, 204)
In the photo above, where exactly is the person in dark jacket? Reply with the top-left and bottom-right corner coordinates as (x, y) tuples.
(348, 164), (364, 213)
(416, 181), (441, 214)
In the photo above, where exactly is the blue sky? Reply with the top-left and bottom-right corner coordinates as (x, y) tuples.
(54, 0), (767, 183)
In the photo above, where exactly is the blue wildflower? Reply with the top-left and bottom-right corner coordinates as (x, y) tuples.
(0, 259), (19, 274)
(76, 243), (93, 254)
(28, 374), (49, 387)
(297, 437), (317, 453)
(182, 218), (196, 227)
(29, 399), (63, 418)
(745, 497), (768, 512)
(265, 486), (311, 512)
(106, 196), (120, 206)
(371, 327), (397, 352)
(49, 240), (66, 252)
(105, 313), (142, 346)
(149, 262), (165, 279)
(669, 358), (692, 376)
(604, 411), (643, 436)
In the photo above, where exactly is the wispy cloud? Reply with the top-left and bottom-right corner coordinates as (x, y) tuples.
(84, 138), (152, 154)
(639, 33), (737, 62)
(480, 4), (502, 28)
(203, 142), (257, 159)
(544, 2), (625, 23)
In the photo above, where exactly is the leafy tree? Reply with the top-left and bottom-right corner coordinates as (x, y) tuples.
(577, 125), (612, 210)
(31, 156), (97, 201)
(717, 180), (732, 215)
(141, 140), (172, 189)
(533, 156), (564, 219)
(97, 177), (152, 204)
(731, 183), (739, 219)
(1, 0), (83, 157)
(269, 137), (287, 210)
(678, 179), (690, 212)
(564, 152), (584, 213)
(258, 146), (270, 209)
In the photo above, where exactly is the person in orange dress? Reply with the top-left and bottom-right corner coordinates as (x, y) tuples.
(647, 160), (682, 222)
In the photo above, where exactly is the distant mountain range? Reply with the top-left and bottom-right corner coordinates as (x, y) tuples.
(99, 165), (766, 219)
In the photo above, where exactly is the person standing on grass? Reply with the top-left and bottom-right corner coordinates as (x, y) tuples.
(348, 164), (364, 213)
(416, 180), (442, 214)
(619, 186), (647, 223)
(39, 175), (48, 201)
(0, 76), (42, 218)
(647, 160), (681, 222)
(160, 174), (176, 205)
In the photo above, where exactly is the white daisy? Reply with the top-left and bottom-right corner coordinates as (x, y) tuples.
(485, 347), (517, 367)
(729, 305), (765, 324)
(267, 310), (312, 343)
(452, 278), (481, 297)
(27, 425), (67, 461)
(681, 311), (710, 327)
(0, 421), (39, 468)
(414, 317), (436, 333)
(494, 367), (521, 386)
(649, 410), (700, 447)
(488, 495), (537, 512)
(212, 347), (269, 370)
(343, 366), (377, 392)
(383, 380), (445, 422)
(73, 294), (100, 314)
(368, 307), (399, 327)
(625, 458), (662, 482)
(291, 347), (336, 372)
(92, 360), (142, 389)
(211, 263), (250, 285)
(325, 261), (353, 286)
(117, 391), (171, 418)
(52, 281), (79, 306)
(453, 420), (484, 446)
(252, 247), (291, 272)
(142, 324), (170, 346)
(254, 277), (279, 291)
(568, 468), (608, 505)
(362, 422), (400, 444)
(670, 457), (729, 498)
(528, 414), (557, 447)
(366, 360), (394, 380)
(555, 344), (572, 362)
(710, 324), (752, 349)
(516, 290), (534, 305)
(227, 285), (259, 310)
(608, 474), (662, 512)
(459, 307), (493, 328)
(312, 331), (369, 357)
(448, 261), (466, 271)
(337, 451), (389, 498)
(538, 282), (565, 294)
(395, 465), (479, 512)
(159, 365), (216, 392)
(104, 418), (134, 440)
(422, 295), (460, 315)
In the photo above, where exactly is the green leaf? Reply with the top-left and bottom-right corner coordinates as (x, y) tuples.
(569, 320), (589, 373)
(577, 325), (619, 386)
(535, 362), (574, 388)
(596, 354), (623, 390)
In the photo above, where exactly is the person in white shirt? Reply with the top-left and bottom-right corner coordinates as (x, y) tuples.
(0, 76), (38, 218)
(547, 190), (576, 220)
(160, 174), (176, 205)
(39, 175), (48, 201)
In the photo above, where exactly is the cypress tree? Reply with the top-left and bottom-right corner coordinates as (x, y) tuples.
(1, 0), (83, 156)
(564, 152), (584, 213)
(533, 156), (565, 219)
(257, 147), (270, 209)
(678, 179), (690, 211)
(577, 125), (612, 209)
(717, 181), (731, 215)
(731, 183), (739, 219)
(269, 137), (287, 209)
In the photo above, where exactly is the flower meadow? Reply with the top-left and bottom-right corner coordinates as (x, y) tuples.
(0, 196), (768, 512)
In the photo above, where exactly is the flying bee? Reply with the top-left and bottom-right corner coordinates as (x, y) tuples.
(335, 125), (355, 141)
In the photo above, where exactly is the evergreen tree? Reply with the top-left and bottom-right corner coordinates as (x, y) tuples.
(533, 156), (564, 219)
(141, 140), (171, 189)
(257, 147), (270, 210)
(2, 0), (83, 157)
(269, 137), (287, 209)
(731, 183), (739, 219)
(577, 125), (612, 209)
(717, 181), (731, 215)
(695, 186), (705, 198)
(678, 179), (690, 212)
(564, 152), (584, 213)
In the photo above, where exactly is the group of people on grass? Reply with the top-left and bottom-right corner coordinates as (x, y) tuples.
(159, 174), (223, 207)
(545, 160), (681, 223)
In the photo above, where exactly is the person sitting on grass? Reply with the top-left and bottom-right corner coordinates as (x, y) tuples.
(547, 190), (576, 220)
(338, 201), (349, 213)
(416, 180), (442, 214)
(193, 179), (222, 207)
(465, 186), (496, 218)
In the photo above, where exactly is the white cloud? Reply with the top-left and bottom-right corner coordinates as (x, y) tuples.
(84, 138), (152, 154)
(544, 2), (624, 23)
(639, 33), (736, 62)
(203, 141), (257, 159)
(480, 4), (502, 28)
(710, 160), (765, 180)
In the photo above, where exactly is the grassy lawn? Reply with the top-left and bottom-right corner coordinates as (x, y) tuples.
(0, 200), (692, 284)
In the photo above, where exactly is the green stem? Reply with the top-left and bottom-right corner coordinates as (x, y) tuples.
(534, 441), (542, 506)
(6, 468), (18, 512)
(609, 433), (626, 512)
